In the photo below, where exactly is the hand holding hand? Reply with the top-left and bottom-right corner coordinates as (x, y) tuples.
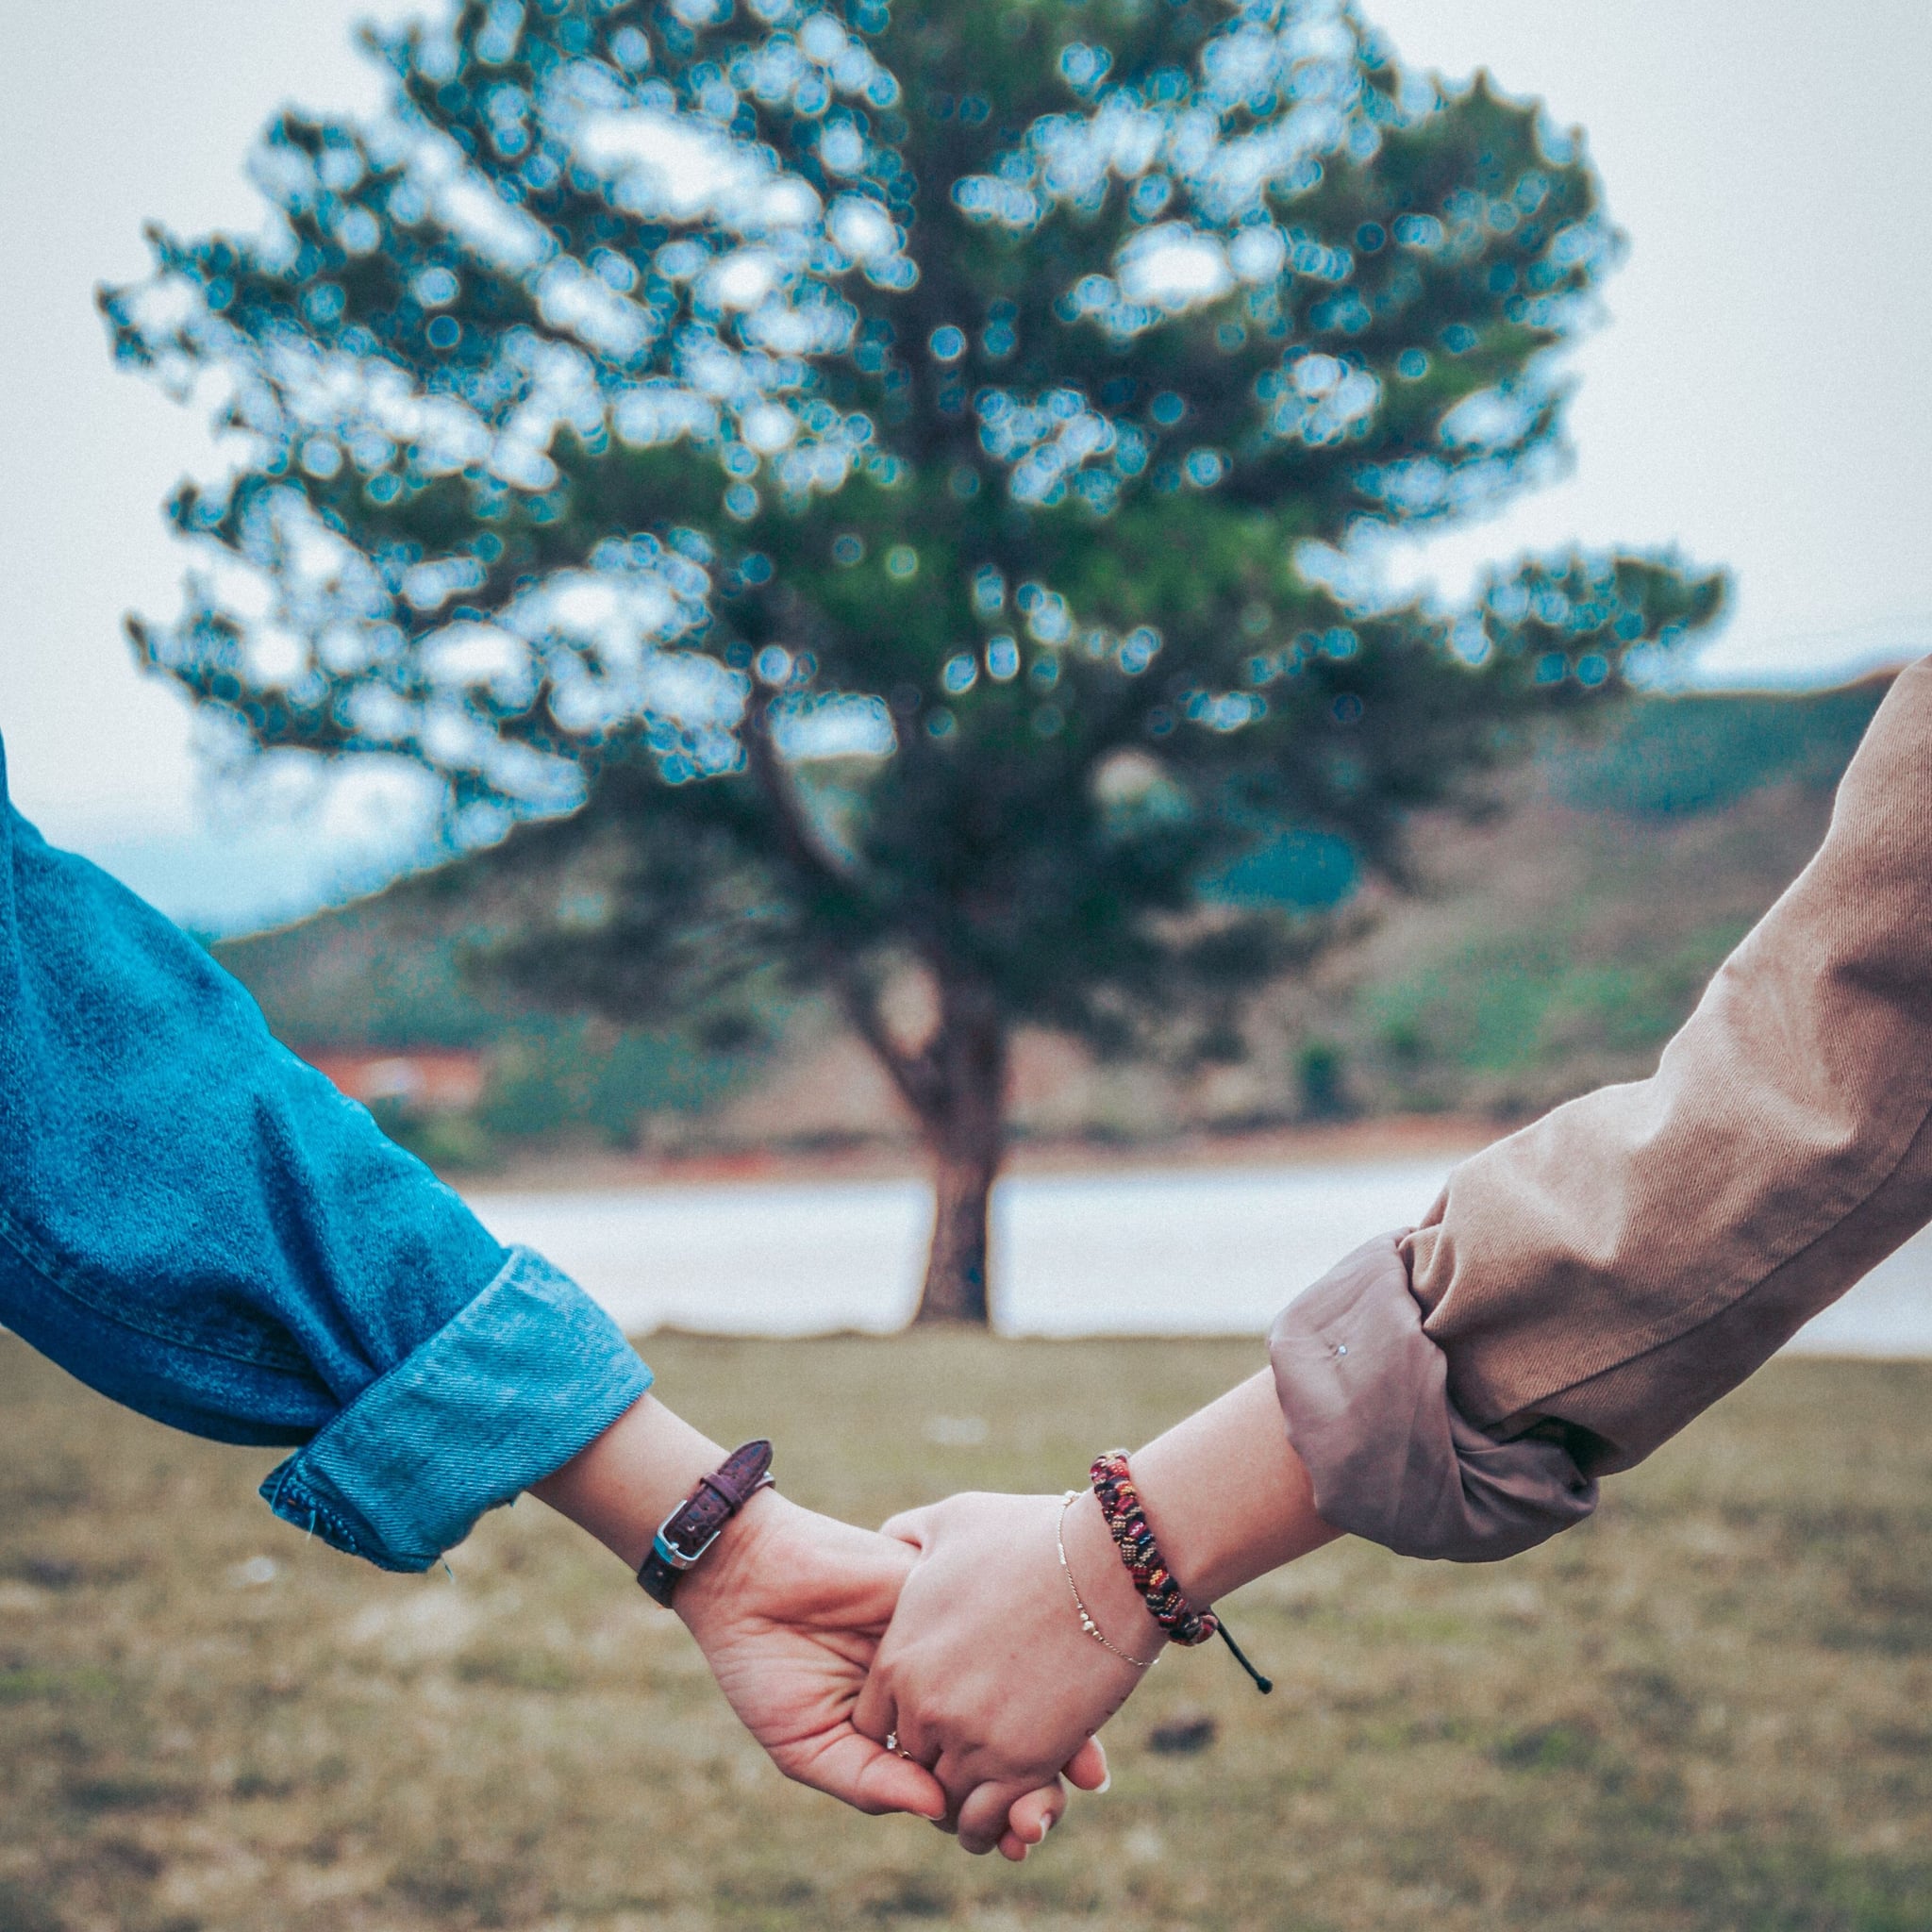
(533, 1395), (1085, 1832)
(532, 1393), (1140, 1852)
(858, 1489), (1164, 1854)
(676, 1492), (1101, 1853)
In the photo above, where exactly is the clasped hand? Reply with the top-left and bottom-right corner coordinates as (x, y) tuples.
(676, 1486), (1160, 1858)
(538, 1377), (1323, 1857)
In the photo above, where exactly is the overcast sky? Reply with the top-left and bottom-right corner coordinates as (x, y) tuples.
(3, 0), (1928, 926)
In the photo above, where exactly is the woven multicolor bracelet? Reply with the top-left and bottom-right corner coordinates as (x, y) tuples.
(1090, 1449), (1273, 1693)
(1090, 1449), (1218, 1644)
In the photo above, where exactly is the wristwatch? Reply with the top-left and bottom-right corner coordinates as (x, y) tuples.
(636, 1440), (775, 1607)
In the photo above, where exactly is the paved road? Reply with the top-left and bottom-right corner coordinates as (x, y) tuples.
(466, 1161), (1932, 1356)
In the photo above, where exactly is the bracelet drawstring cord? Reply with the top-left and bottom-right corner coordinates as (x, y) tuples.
(1213, 1619), (1273, 1695)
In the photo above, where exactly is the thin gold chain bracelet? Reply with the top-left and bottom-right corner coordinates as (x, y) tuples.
(1058, 1491), (1160, 1670)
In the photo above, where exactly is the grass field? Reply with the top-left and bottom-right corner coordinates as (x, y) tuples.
(3, 1332), (1929, 1932)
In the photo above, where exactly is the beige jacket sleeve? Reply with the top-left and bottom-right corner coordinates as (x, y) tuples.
(1271, 654), (1932, 1557)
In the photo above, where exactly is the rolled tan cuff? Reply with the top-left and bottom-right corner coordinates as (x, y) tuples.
(1270, 1234), (1598, 1561)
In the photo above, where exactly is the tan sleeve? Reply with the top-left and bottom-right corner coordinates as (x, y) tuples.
(1271, 657), (1932, 1557)
(1270, 1233), (1600, 1559)
(1407, 654), (1932, 1474)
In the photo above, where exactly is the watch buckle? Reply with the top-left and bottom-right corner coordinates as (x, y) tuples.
(653, 1519), (721, 1572)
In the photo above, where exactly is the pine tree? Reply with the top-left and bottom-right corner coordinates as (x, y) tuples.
(105, 0), (1724, 1322)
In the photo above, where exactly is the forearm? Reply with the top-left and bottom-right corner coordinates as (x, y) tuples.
(1124, 1370), (1340, 1604)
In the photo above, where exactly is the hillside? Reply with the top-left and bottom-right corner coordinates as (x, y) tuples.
(216, 677), (1893, 1167)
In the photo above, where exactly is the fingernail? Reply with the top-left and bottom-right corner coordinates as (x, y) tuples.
(1096, 1772), (1112, 1795)
(1039, 1812), (1057, 1838)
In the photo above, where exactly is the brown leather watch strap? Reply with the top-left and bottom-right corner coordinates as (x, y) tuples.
(636, 1440), (775, 1607)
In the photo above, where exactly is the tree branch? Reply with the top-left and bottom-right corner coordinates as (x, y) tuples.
(740, 696), (945, 1123)
(833, 966), (949, 1127)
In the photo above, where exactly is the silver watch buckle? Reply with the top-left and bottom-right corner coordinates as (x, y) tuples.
(652, 1516), (722, 1572)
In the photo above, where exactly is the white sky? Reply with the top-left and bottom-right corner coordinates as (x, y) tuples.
(2, 0), (1928, 925)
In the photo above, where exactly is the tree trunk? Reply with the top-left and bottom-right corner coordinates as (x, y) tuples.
(916, 1135), (1000, 1324)
(736, 708), (1009, 1322)
(910, 979), (1007, 1326)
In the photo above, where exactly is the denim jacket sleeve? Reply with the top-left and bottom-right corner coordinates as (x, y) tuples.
(0, 740), (650, 1572)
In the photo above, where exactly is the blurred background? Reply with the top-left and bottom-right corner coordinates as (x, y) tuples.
(2, 2), (1928, 1927)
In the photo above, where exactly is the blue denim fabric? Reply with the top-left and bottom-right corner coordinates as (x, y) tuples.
(0, 734), (650, 1570)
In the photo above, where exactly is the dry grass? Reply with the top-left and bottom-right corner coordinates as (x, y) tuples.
(2, 1332), (1928, 1932)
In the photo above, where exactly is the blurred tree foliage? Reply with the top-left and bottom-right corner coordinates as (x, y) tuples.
(210, 877), (756, 1162)
(105, 0), (1724, 1321)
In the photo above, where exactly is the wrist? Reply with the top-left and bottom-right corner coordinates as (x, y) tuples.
(673, 1485), (790, 1636)
(529, 1392), (727, 1573)
(1061, 1485), (1167, 1661)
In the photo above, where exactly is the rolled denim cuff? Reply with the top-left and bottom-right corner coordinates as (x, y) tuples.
(1270, 1233), (1597, 1561)
(259, 1245), (651, 1573)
